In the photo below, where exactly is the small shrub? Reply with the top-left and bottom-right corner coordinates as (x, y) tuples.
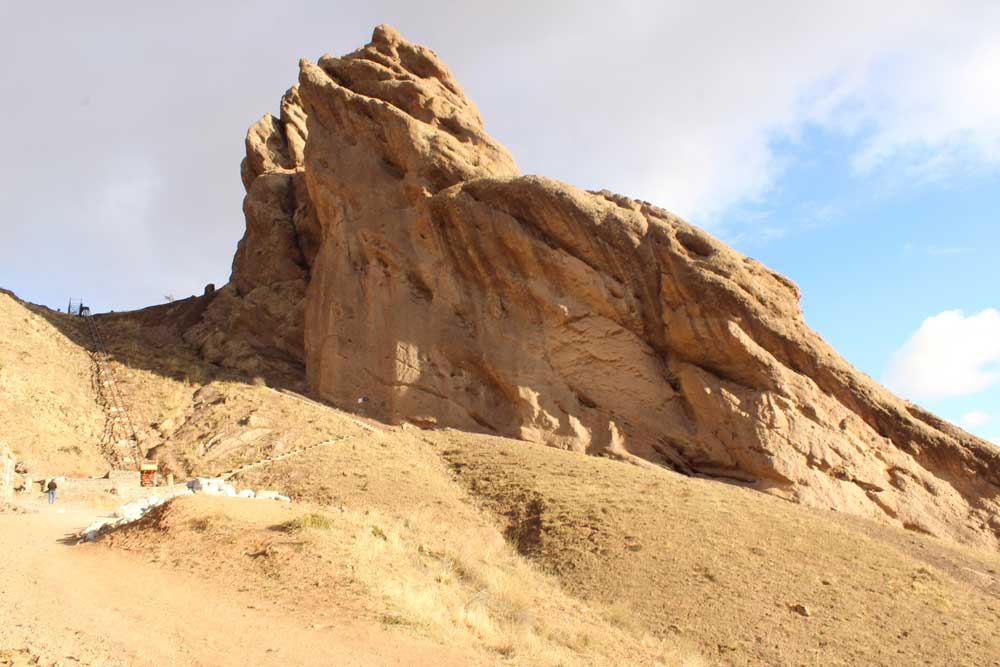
(275, 512), (335, 533)
(188, 518), (211, 533)
(378, 612), (407, 626)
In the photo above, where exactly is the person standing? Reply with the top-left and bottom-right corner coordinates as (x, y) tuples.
(46, 479), (57, 504)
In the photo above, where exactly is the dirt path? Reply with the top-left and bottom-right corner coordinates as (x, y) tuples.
(0, 499), (487, 667)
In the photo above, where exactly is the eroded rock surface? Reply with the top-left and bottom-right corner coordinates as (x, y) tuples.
(199, 25), (1000, 548)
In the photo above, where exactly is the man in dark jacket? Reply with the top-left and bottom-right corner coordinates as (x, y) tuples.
(47, 479), (57, 504)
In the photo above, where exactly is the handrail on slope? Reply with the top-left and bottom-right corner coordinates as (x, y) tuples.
(82, 311), (144, 471)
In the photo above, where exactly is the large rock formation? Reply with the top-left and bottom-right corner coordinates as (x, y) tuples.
(196, 25), (1000, 548)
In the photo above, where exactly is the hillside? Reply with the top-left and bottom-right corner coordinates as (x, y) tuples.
(0, 290), (106, 476)
(2, 289), (999, 666)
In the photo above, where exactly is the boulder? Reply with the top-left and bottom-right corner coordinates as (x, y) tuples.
(188, 477), (225, 495)
(115, 502), (144, 521)
(80, 519), (113, 541)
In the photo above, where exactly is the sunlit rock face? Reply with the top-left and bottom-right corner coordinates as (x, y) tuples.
(204, 25), (1000, 549)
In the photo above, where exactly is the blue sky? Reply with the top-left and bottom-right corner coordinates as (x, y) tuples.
(717, 127), (1000, 442)
(0, 1), (997, 442)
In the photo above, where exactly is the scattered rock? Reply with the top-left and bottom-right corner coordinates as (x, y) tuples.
(790, 604), (811, 618)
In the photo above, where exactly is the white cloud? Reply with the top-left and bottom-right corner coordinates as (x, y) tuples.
(469, 1), (1000, 225)
(962, 411), (992, 428)
(2, 2), (1000, 309)
(886, 309), (1000, 400)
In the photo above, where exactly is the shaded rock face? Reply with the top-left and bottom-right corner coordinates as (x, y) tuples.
(185, 86), (319, 377)
(207, 25), (1000, 548)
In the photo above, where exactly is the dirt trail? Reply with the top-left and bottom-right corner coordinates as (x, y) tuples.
(0, 498), (487, 667)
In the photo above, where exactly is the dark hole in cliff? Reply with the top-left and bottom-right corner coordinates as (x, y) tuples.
(504, 496), (546, 558)
(406, 272), (434, 301)
(381, 157), (406, 180)
(574, 391), (598, 409)
(676, 230), (715, 258)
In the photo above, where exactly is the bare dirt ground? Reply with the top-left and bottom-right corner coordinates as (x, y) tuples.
(0, 496), (488, 667)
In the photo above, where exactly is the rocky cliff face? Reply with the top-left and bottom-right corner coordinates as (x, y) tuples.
(185, 86), (319, 378)
(193, 25), (1000, 548)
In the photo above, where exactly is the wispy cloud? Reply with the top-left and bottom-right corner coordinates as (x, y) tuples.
(886, 309), (1000, 400)
(962, 411), (992, 428)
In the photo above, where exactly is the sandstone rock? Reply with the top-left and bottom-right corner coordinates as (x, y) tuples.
(238, 489), (255, 498)
(255, 490), (279, 501)
(192, 25), (1000, 549)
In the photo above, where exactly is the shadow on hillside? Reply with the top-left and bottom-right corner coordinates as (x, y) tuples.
(24, 292), (335, 407)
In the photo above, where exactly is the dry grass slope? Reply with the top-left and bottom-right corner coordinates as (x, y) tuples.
(0, 291), (106, 475)
(433, 433), (1000, 667)
(4, 290), (998, 666)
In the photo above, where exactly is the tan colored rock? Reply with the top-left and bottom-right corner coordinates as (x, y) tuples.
(200, 25), (1000, 548)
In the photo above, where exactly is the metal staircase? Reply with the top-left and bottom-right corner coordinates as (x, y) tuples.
(81, 309), (144, 471)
